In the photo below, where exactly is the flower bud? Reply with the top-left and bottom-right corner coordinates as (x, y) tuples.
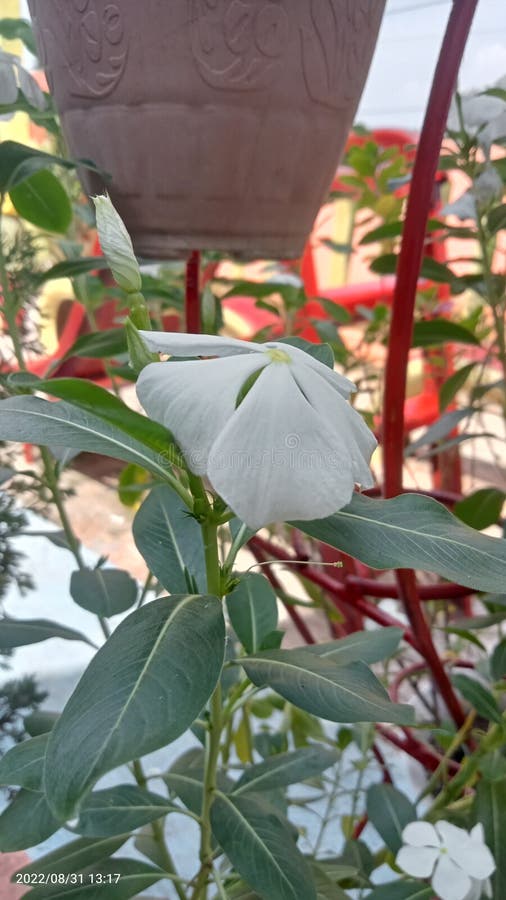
(93, 194), (142, 294)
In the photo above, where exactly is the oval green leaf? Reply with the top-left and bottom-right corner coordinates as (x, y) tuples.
(133, 485), (205, 594)
(10, 168), (72, 233)
(76, 785), (177, 837)
(239, 649), (414, 726)
(44, 594), (225, 819)
(211, 792), (317, 900)
(70, 569), (138, 618)
(226, 573), (279, 654)
(294, 493), (506, 593)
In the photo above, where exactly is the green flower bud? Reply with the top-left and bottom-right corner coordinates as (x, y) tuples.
(125, 317), (157, 375)
(93, 194), (142, 294)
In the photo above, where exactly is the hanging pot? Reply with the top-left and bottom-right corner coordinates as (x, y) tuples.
(28, 1), (386, 260)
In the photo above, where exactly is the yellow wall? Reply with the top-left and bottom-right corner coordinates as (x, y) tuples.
(1, 0), (31, 145)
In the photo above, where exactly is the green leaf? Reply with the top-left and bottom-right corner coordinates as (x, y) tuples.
(366, 784), (416, 853)
(9, 169), (72, 233)
(0, 790), (60, 852)
(22, 859), (167, 899)
(367, 883), (432, 900)
(76, 785), (177, 837)
(28, 377), (181, 466)
(454, 488), (506, 531)
(412, 319), (479, 348)
(475, 778), (506, 900)
(277, 337), (335, 370)
(406, 408), (475, 455)
(59, 330), (127, 362)
(439, 363), (476, 411)
(488, 203), (506, 235)
(133, 485), (205, 594)
(70, 568), (138, 618)
(491, 640), (506, 681)
(479, 751), (506, 782)
(44, 594), (225, 818)
(452, 674), (503, 724)
(0, 733), (47, 790)
(310, 862), (351, 899)
(359, 220), (404, 244)
(239, 649), (414, 725)
(234, 745), (338, 795)
(0, 618), (94, 651)
(16, 834), (129, 878)
(370, 253), (461, 288)
(0, 17), (37, 54)
(304, 628), (403, 665)
(0, 396), (178, 482)
(210, 792), (317, 900)
(25, 710), (59, 737)
(293, 493), (506, 594)
(227, 574), (279, 654)
(164, 749), (233, 816)
(36, 257), (106, 284)
(0, 140), (76, 192)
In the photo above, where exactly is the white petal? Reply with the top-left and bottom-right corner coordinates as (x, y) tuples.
(447, 836), (496, 881)
(437, 819), (495, 878)
(470, 824), (484, 843)
(269, 341), (356, 397)
(396, 845), (439, 878)
(208, 363), (359, 529)
(436, 821), (470, 850)
(436, 820), (494, 878)
(292, 363), (377, 487)
(462, 878), (487, 900)
(402, 821), (441, 848)
(136, 355), (267, 474)
(139, 331), (263, 358)
(432, 854), (472, 900)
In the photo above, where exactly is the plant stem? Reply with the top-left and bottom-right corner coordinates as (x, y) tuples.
(132, 759), (187, 900)
(191, 517), (224, 900)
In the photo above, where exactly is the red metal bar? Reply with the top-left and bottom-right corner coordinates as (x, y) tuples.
(185, 250), (201, 334)
(382, 0), (479, 495)
(380, 0), (478, 730)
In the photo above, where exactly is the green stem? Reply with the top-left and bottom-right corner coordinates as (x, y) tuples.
(132, 759), (187, 900)
(191, 517), (225, 900)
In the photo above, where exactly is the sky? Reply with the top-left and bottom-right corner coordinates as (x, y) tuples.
(20, 0), (506, 132)
(357, 0), (506, 129)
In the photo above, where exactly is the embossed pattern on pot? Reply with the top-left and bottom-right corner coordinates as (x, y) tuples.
(28, 0), (387, 259)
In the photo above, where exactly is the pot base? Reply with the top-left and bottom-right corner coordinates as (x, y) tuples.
(132, 231), (306, 263)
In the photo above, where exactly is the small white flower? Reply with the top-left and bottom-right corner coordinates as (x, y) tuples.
(396, 820), (495, 900)
(136, 333), (376, 529)
(93, 194), (142, 294)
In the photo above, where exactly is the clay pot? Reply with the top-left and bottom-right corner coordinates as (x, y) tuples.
(28, 1), (386, 260)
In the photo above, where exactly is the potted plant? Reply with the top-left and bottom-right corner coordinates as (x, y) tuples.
(27, 0), (386, 259)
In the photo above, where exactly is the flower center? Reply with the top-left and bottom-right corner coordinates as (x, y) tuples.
(265, 348), (291, 364)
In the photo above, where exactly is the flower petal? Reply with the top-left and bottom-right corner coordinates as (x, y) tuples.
(402, 821), (441, 848)
(139, 331), (263, 358)
(470, 824), (484, 843)
(208, 363), (359, 529)
(396, 845), (439, 878)
(136, 354), (267, 474)
(432, 854), (472, 900)
(292, 363), (376, 487)
(436, 821), (495, 880)
(270, 341), (356, 397)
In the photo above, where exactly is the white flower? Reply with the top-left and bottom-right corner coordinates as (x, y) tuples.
(447, 77), (506, 153)
(396, 820), (495, 900)
(136, 333), (376, 529)
(93, 195), (142, 294)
